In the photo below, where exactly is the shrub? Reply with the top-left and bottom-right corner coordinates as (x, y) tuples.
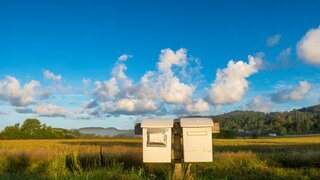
(4, 153), (30, 173)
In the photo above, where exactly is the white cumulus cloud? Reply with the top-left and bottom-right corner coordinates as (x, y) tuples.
(34, 104), (69, 117)
(158, 48), (187, 72)
(289, 81), (311, 100)
(207, 55), (260, 105)
(94, 54), (134, 103)
(157, 48), (194, 104)
(186, 99), (210, 113)
(88, 48), (197, 116)
(271, 81), (311, 103)
(160, 75), (193, 104)
(94, 78), (119, 101)
(117, 98), (157, 113)
(99, 98), (157, 115)
(297, 26), (320, 65)
(112, 61), (132, 89)
(0, 76), (40, 107)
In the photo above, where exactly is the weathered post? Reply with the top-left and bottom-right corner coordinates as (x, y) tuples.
(172, 119), (183, 179)
(99, 145), (104, 166)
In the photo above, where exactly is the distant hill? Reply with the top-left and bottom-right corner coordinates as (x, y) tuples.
(210, 104), (320, 136)
(76, 127), (134, 137)
(297, 104), (320, 113)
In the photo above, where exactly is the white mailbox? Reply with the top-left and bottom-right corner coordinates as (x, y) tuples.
(180, 118), (213, 162)
(141, 119), (174, 163)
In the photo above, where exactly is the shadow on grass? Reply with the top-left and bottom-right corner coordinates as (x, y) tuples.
(4, 153), (30, 173)
(213, 143), (320, 153)
(64, 152), (169, 179)
(213, 143), (320, 168)
(60, 141), (141, 147)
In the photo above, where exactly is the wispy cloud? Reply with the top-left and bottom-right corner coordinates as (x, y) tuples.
(44, 70), (62, 84)
(82, 78), (91, 87)
(15, 107), (33, 114)
(0, 110), (8, 115)
(266, 34), (281, 47)
(243, 96), (272, 113)
(277, 47), (293, 67)
(270, 81), (311, 103)
(43, 70), (72, 93)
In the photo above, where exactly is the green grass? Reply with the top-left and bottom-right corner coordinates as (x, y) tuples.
(0, 136), (319, 179)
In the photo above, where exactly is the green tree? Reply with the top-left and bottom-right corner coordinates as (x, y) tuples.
(20, 119), (42, 138)
(0, 123), (21, 139)
(278, 127), (287, 136)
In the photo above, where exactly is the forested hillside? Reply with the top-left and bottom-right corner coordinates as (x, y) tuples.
(213, 104), (320, 136)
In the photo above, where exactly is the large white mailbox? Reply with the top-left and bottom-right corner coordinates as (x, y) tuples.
(180, 118), (213, 162)
(141, 119), (174, 163)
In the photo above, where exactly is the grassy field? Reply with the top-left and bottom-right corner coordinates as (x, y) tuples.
(0, 136), (320, 179)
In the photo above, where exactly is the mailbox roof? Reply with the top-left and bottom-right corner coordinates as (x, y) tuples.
(141, 119), (174, 128)
(180, 118), (213, 127)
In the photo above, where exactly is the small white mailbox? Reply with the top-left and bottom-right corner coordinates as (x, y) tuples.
(180, 118), (213, 162)
(141, 119), (174, 163)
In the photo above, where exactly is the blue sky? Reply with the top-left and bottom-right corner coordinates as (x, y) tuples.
(0, 0), (320, 130)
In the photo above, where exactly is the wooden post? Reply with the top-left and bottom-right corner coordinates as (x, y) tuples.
(99, 145), (104, 166)
(173, 119), (183, 162)
(172, 119), (183, 179)
(173, 163), (183, 180)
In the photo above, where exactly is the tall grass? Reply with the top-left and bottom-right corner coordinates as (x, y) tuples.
(0, 137), (319, 179)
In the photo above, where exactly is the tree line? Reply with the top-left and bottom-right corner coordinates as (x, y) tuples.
(0, 119), (82, 139)
(1, 104), (320, 139)
(212, 104), (320, 136)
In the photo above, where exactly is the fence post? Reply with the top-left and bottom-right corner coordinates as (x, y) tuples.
(172, 119), (183, 179)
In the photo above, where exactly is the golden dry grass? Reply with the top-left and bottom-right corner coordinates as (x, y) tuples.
(0, 136), (319, 179)
(0, 136), (319, 162)
(0, 138), (142, 162)
(213, 136), (320, 146)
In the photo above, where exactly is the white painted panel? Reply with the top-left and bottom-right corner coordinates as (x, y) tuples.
(183, 127), (212, 162)
(143, 128), (172, 163)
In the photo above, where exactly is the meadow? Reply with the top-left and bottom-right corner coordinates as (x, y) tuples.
(0, 136), (320, 179)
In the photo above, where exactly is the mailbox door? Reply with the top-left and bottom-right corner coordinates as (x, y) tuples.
(183, 127), (212, 162)
(143, 128), (172, 163)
